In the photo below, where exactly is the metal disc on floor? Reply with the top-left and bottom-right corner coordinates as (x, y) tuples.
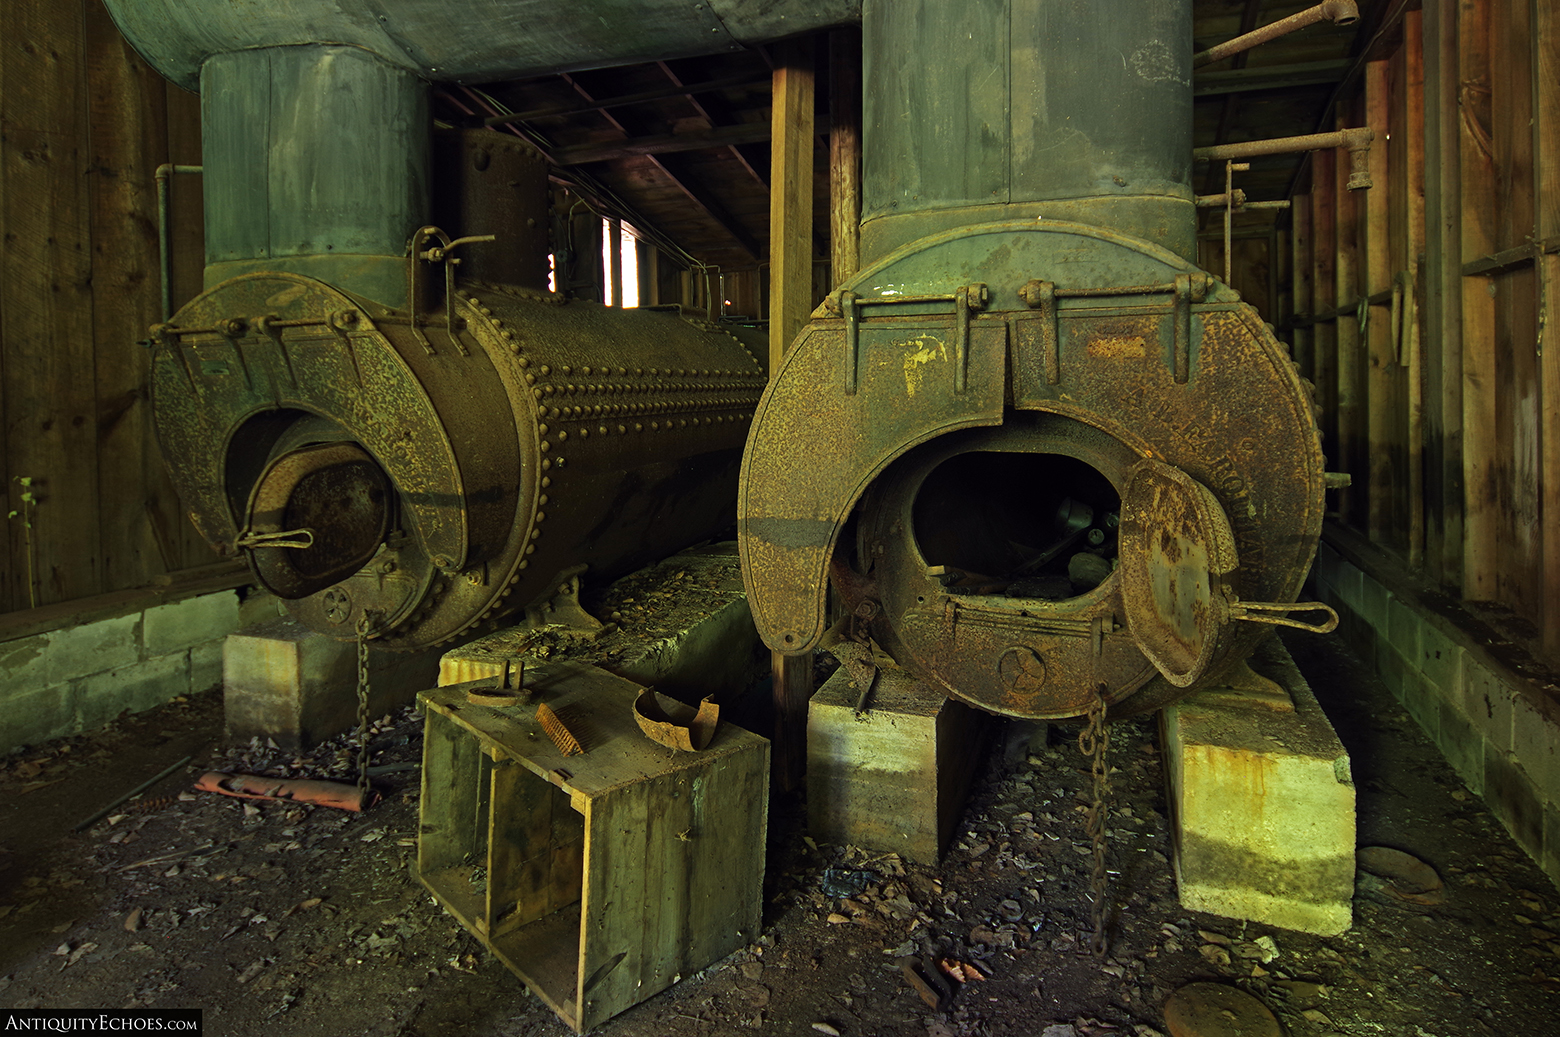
(1164, 982), (1282, 1037)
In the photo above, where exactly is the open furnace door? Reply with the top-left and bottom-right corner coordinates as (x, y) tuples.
(1116, 458), (1241, 688)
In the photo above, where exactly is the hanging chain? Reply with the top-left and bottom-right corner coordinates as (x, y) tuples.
(354, 610), (378, 799)
(1078, 681), (1111, 957)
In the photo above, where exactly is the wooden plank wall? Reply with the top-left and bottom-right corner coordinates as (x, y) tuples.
(1285, 4), (1560, 656)
(0, 0), (210, 617)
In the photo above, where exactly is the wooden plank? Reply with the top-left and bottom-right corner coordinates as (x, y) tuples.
(1541, 253), (1560, 652)
(769, 39), (816, 793)
(829, 28), (861, 289)
(2, 0), (102, 610)
(1493, 0), (1540, 616)
(1404, 10), (1428, 570)
(547, 122), (771, 167)
(1311, 148), (1338, 473)
(1363, 60), (1395, 547)
(1459, 0), (1498, 599)
(85, 0), (174, 593)
(1536, 0), (1560, 651)
(1334, 106), (1364, 530)
(1421, 0), (1463, 586)
(1291, 196), (1312, 381)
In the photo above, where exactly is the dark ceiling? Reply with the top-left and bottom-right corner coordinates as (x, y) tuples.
(432, 1), (1401, 277)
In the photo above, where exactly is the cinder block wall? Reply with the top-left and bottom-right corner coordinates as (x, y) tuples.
(0, 589), (277, 756)
(1312, 539), (1560, 887)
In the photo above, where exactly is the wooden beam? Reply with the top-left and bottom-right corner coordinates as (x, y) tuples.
(1334, 109), (1364, 529)
(484, 72), (770, 127)
(1363, 60), (1394, 546)
(768, 38), (816, 793)
(1493, 0), (1539, 617)
(829, 28), (861, 290)
(547, 122), (771, 166)
(655, 61), (770, 191)
(1537, 0), (1560, 653)
(555, 74), (761, 261)
(1459, 0), (1498, 599)
(1404, 10), (1428, 570)
(606, 217), (622, 307)
(1421, 0), (1463, 586)
(1193, 58), (1351, 96)
(1312, 147), (1338, 471)
(1291, 194), (1313, 381)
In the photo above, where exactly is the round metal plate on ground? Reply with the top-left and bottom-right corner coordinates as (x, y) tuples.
(1163, 982), (1282, 1037)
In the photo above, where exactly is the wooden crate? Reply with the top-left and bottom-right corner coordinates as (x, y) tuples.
(417, 660), (769, 1032)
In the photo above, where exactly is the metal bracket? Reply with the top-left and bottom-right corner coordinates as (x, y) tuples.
(837, 283), (989, 395)
(520, 564), (615, 640)
(1018, 276), (1206, 385)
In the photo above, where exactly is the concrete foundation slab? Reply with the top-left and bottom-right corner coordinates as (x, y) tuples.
(224, 618), (443, 749)
(807, 666), (991, 864)
(1161, 637), (1355, 935)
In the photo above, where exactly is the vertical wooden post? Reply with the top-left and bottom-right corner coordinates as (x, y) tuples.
(770, 39), (816, 370)
(1312, 149), (1338, 469)
(642, 243), (659, 307)
(1459, 0), (1498, 599)
(769, 37), (817, 792)
(1534, 0), (1560, 653)
(1364, 60), (1395, 545)
(606, 218), (622, 307)
(1421, 0), (1464, 586)
(829, 28), (861, 290)
(1404, 10), (1428, 569)
(1335, 112), (1364, 528)
(1291, 196), (1313, 381)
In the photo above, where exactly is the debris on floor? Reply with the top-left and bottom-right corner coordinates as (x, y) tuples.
(0, 631), (1556, 1035)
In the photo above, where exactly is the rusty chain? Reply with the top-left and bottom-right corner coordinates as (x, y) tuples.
(1078, 681), (1111, 957)
(354, 610), (379, 800)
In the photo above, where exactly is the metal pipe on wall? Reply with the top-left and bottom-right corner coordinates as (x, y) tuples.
(155, 163), (202, 322)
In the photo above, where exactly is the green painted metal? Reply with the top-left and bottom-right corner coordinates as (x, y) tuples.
(201, 46), (429, 306)
(861, 0), (1196, 264)
(102, 0), (860, 92)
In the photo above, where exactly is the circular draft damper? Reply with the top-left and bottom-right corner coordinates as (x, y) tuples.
(242, 442), (391, 599)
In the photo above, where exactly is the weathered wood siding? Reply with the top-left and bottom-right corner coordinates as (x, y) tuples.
(0, 0), (210, 617)
(1285, 3), (1560, 655)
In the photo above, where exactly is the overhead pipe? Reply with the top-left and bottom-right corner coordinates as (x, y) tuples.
(1194, 126), (1375, 190)
(1193, 0), (1360, 68)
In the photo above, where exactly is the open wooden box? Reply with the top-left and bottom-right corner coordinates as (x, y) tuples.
(417, 660), (768, 1032)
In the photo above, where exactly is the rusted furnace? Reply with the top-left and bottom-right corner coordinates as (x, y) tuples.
(739, 0), (1339, 720)
(99, 0), (860, 650)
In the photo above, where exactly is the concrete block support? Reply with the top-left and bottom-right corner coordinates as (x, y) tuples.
(1, 588), (247, 757)
(224, 618), (443, 749)
(1161, 638), (1355, 936)
(807, 667), (991, 864)
(1311, 535), (1560, 890)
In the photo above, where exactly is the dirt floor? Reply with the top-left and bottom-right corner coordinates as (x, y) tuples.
(2, 626), (1558, 1036)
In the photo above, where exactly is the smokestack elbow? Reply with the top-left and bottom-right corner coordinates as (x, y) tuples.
(1321, 0), (1360, 26)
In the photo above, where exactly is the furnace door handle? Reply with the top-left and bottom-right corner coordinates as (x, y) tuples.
(1228, 598), (1339, 634)
(236, 527), (316, 550)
